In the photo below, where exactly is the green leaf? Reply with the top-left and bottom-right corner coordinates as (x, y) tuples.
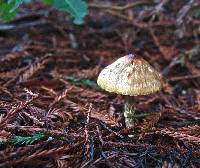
(11, 132), (45, 145)
(0, 140), (7, 145)
(194, 8), (200, 18)
(9, 0), (22, 12)
(42, 0), (54, 5)
(53, 0), (88, 24)
(63, 76), (99, 89)
(0, 0), (88, 24)
(0, 0), (22, 21)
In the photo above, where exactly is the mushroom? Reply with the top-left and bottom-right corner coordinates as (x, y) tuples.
(97, 54), (162, 127)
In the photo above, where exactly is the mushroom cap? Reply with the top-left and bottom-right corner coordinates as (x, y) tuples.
(97, 54), (162, 96)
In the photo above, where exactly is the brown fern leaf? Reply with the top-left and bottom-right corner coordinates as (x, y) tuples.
(41, 86), (57, 97)
(177, 125), (200, 137)
(78, 89), (108, 102)
(3, 67), (27, 87)
(0, 86), (13, 97)
(49, 89), (68, 108)
(0, 51), (29, 63)
(196, 89), (200, 111)
(0, 89), (38, 129)
(3, 55), (51, 87)
(64, 99), (86, 113)
(0, 130), (11, 142)
(0, 141), (83, 167)
(140, 112), (162, 136)
(60, 79), (108, 102)
(77, 65), (101, 79)
(154, 127), (200, 145)
(22, 111), (45, 126)
(91, 108), (120, 127)
(161, 161), (180, 168)
(63, 98), (119, 126)
(47, 108), (73, 124)
(18, 56), (51, 83)
(0, 68), (23, 80)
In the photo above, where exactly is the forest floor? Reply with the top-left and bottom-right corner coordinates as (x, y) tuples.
(0, 1), (200, 168)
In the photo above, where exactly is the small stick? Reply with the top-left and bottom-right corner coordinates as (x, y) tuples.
(84, 104), (92, 160)
(89, 0), (151, 11)
(168, 74), (200, 82)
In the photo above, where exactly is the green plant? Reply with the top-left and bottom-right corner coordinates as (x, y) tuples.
(0, 0), (21, 21)
(0, 0), (88, 24)
(11, 132), (45, 145)
(63, 76), (99, 89)
(0, 140), (7, 144)
(193, 7), (200, 18)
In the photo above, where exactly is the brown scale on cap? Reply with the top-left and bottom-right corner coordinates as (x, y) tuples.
(126, 53), (147, 66)
(97, 54), (162, 96)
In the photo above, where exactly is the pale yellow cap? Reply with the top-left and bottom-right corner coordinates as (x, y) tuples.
(97, 54), (162, 96)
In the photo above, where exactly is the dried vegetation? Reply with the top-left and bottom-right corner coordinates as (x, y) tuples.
(0, 0), (200, 167)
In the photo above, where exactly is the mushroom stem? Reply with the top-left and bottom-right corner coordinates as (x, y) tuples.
(124, 96), (136, 127)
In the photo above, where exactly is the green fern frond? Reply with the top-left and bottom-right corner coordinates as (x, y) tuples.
(11, 132), (45, 145)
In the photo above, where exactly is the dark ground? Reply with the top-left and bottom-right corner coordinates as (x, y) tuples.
(0, 0), (200, 167)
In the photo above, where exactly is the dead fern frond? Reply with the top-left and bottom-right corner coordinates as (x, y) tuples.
(60, 79), (107, 102)
(0, 114), (4, 124)
(64, 99), (86, 113)
(0, 86), (13, 97)
(84, 104), (92, 160)
(0, 69), (22, 80)
(0, 51), (29, 63)
(49, 89), (68, 108)
(78, 65), (101, 79)
(3, 55), (51, 87)
(195, 89), (200, 111)
(78, 89), (108, 102)
(47, 108), (73, 125)
(22, 111), (44, 126)
(91, 108), (120, 127)
(3, 67), (27, 87)
(154, 127), (200, 145)
(0, 130), (11, 143)
(41, 86), (57, 97)
(0, 141), (84, 167)
(176, 125), (200, 137)
(139, 112), (162, 139)
(18, 56), (51, 83)
(0, 90), (39, 129)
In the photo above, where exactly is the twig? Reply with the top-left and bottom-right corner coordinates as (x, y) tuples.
(176, 0), (197, 25)
(104, 141), (150, 148)
(41, 86), (57, 97)
(96, 125), (104, 145)
(89, 0), (152, 11)
(168, 74), (200, 82)
(101, 122), (124, 139)
(84, 104), (92, 160)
